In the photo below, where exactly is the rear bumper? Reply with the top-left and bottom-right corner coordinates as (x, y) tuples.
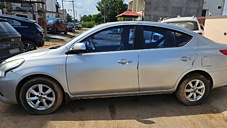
(211, 70), (227, 89)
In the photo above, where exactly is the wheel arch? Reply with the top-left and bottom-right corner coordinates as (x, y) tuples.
(176, 70), (213, 90)
(23, 39), (37, 45)
(16, 74), (68, 104)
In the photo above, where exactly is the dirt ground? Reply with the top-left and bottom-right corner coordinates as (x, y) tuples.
(41, 28), (89, 49)
(1, 87), (227, 128)
(1, 29), (227, 128)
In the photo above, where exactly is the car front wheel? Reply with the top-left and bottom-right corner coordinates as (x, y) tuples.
(176, 73), (210, 105)
(19, 77), (63, 115)
(23, 41), (37, 52)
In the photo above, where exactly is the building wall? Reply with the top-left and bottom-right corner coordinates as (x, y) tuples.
(203, 0), (225, 16)
(59, 9), (67, 19)
(46, 0), (60, 18)
(144, 0), (204, 21)
(4, 0), (59, 22)
(204, 16), (227, 44)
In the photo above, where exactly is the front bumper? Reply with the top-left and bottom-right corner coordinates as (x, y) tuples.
(0, 71), (21, 104)
(35, 32), (45, 47)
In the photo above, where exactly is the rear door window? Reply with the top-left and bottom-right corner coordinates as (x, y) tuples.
(142, 26), (192, 49)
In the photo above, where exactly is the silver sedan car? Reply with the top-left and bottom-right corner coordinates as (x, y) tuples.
(1, 21), (227, 115)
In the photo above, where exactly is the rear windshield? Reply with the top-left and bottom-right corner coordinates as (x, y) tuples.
(0, 22), (16, 33)
(47, 19), (57, 23)
(166, 21), (199, 31)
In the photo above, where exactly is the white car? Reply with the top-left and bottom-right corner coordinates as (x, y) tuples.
(0, 21), (227, 114)
(161, 16), (203, 35)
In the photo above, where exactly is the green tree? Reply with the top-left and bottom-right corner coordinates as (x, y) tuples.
(66, 13), (72, 22)
(96, 0), (127, 22)
(0, 1), (5, 9)
(92, 13), (103, 24)
(80, 15), (92, 22)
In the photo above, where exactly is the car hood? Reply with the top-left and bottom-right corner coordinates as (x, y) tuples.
(3, 48), (50, 63)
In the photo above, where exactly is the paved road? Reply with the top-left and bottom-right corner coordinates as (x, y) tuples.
(1, 87), (227, 128)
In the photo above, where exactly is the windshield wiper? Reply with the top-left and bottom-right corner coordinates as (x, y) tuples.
(49, 45), (61, 49)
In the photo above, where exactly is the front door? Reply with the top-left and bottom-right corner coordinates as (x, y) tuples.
(66, 25), (139, 95)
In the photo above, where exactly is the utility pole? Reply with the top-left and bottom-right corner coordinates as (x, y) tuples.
(42, 0), (47, 37)
(64, 0), (76, 21)
(61, 0), (64, 19)
(6, 0), (11, 15)
(72, 0), (76, 22)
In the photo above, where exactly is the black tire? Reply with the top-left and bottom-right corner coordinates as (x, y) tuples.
(19, 77), (63, 115)
(23, 41), (37, 52)
(64, 29), (68, 34)
(176, 73), (210, 105)
(53, 28), (59, 34)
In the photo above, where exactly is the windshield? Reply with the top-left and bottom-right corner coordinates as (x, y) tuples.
(47, 19), (57, 24)
(0, 22), (17, 33)
(167, 21), (199, 31)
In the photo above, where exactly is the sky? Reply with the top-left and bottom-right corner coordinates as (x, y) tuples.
(56, 0), (128, 20)
(57, 0), (227, 19)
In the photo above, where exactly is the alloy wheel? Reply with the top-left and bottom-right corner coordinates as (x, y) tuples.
(184, 79), (205, 102)
(26, 84), (56, 111)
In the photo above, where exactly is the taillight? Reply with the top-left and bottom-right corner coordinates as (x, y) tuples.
(198, 33), (203, 35)
(220, 50), (227, 55)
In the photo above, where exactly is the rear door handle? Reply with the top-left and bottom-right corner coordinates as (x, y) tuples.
(180, 56), (192, 62)
(118, 59), (133, 65)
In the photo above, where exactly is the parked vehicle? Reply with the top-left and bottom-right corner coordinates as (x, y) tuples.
(161, 16), (203, 35)
(75, 23), (82, 30)
(68, 22), (75, 32)
(0, 19), (23, 63)
(0, 14), (44, 51)
(47, 18), (68, 34)
(1, 21), (227, 115)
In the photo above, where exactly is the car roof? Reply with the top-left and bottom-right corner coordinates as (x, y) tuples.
(92, 21), (197, 36)
(47, 17), (66, 20)
(0, 14), (35, 23)
(161, 17), (198, 23)
(0, 18), (7, 22)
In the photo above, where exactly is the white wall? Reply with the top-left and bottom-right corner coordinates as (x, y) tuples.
(203, 0), (225, 16)
(46, 0), (57, 12)
(204, 16), (227, 44)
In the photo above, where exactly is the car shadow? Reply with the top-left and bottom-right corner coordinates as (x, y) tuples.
(2, 87), (227, 122)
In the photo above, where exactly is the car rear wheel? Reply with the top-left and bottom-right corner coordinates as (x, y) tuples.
(19, 77), (63, 115)
(23, 41), (37, 52)
(176, 73), (210, 105)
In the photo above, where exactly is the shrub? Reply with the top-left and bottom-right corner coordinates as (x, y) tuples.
(82, 21), (96, 28)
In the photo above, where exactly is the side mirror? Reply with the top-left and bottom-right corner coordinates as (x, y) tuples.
(66, 43), (87, 54)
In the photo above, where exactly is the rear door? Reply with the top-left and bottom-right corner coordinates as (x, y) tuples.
(138, 26), (195, 91)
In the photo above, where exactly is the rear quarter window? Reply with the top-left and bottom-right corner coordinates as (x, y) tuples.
(0, 22), (17, 33)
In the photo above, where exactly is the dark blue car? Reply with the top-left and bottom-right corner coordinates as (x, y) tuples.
(0, 14), (44, 51)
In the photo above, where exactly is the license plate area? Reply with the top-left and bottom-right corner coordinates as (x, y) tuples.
(9, 48), (20, 54)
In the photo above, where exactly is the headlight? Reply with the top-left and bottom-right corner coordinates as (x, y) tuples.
(0, 59), (25, 78)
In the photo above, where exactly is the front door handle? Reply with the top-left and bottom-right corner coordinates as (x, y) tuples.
(118, 59), (133, 65)
(180, 56), (192, 62)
